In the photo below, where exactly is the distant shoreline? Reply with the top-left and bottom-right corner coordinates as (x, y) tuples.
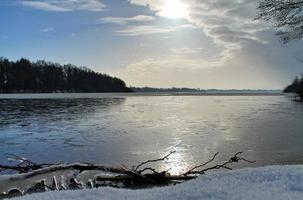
(131, 87), (282, 93)
(0, 91), (283, 99)
(0, 89), (282, 95)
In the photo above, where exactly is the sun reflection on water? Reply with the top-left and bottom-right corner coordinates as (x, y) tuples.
(159, 149), (191, 175)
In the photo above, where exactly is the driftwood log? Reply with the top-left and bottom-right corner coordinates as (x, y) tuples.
(0, 152), (255, 199)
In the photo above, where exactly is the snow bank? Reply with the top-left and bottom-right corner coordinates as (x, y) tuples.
(12, 165), (303, 200)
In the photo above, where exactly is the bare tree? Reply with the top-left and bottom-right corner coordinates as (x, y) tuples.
(256, 0), (303, 43)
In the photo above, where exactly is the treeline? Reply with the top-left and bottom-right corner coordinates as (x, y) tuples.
(284, 74), (303, 99)
(131, 87), (204, 93)
(0, 57), (132, 93)
(131, 87), (280, 94)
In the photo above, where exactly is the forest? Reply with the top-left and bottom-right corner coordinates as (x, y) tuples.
(284, 75), (303, 99)
(0, 57), (132, 93)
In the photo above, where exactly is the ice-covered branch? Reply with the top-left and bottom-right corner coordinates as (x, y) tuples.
(0, 152), (254, 199)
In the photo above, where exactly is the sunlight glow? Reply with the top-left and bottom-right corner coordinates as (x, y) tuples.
(159, 0), (189, 19)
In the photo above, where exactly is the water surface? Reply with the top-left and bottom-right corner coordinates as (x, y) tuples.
(1, 93), (302, 174)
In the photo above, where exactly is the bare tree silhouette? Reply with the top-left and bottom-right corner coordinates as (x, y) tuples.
(256, 0), (303, 44)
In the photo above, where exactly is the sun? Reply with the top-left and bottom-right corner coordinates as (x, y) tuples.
(159, 0), (189, 19)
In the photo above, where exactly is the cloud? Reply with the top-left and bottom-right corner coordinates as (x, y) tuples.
(121, 0), (303, 89)
(41, 28), (55, 32)
(115, 24), (196, 36)
(128, 0), (268, 51)
(129, 0), (275, 76)
(187, 0), (268, 48)
(128, 0), (162, 10)
(21, 0), (106, 12)
(100, 15), (156, 25)
(21, 1), (70, 11)
(113, 57), (281, 89)
(170, 47), (204, 55)
(113, 57), (216, 87)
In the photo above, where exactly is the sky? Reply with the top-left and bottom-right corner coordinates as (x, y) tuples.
(0, 0), (303, 89)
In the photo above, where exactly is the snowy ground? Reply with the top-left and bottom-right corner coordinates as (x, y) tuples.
(10, 165), (303, 200)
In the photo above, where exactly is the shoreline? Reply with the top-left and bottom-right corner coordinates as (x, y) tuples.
(7, 165), (303, 200)
(0, 92), (283, 99)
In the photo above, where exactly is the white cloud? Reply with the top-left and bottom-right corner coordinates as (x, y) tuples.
(128, 0), (268, 52)
(41, 28), (55, 32)
(170, 47), (204, 55)
(21, 0), (106, 12)
(21, 1), (70, 11)
(118, 0), (303, 89)
(186, 0), (268, 49)
(128, 0), (162, 10)
(129, 0), (275, 76)
(100, 15), (156, 25)
(115, 24), (196, 36)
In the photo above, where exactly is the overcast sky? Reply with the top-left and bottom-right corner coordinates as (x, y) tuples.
(1, 0), (303, 89)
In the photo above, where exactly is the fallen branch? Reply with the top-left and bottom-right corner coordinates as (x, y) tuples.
(2, 163), (129, 181)
(183, 152), (255, 176)
(0, 151), (255, 199)
(0, 154), (53, 174)
(182, 152), (219, 176)
(134, 151), (176, 173)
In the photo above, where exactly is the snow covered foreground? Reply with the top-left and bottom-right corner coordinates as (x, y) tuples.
(13, 165), (303, 200)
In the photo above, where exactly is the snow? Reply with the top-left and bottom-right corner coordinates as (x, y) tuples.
(10, 165), (303, 200)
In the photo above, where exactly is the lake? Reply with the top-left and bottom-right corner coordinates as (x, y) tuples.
(1, 93), (303, 175)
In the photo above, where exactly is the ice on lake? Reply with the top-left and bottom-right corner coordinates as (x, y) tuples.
(1, 93), (303, 174)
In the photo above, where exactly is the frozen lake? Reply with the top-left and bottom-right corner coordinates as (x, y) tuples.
(1, 93), (303, 174)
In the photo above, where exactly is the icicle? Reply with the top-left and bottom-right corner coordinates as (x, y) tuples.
(51, 176), (59, 191)
(60, 175), (68, 190)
